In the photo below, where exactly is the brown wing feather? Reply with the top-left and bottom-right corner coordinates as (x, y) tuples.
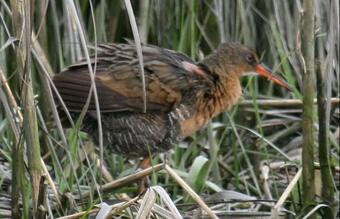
(53, 43), (206, 113)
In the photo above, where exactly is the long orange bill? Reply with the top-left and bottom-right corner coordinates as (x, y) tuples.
(255, 64), (292, 91)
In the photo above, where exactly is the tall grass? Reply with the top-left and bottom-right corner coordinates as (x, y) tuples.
(0, 0), (338, 218)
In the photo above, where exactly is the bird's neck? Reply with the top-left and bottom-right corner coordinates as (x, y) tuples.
(178, 72), (242, 138)
(178, 58), (242, 139)
(198, 72), (242, 118)
(197, 54), (243, 117)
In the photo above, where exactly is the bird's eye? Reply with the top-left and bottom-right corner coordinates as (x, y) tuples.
(245, 54), (255, 64)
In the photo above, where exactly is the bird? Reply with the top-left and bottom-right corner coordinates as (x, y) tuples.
(52, 42), (290, 158)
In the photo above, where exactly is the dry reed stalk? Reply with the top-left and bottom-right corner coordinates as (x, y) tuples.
(239, 98), (340, 107)
(82, 163), (164, 198)
(165, 164), (219, 219)
(271, 168), (302, 218)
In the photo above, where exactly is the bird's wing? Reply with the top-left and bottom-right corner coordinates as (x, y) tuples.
(53, 43), (208, 113)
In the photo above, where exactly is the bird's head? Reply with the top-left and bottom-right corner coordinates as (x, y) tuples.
(202, 42), (291, 90)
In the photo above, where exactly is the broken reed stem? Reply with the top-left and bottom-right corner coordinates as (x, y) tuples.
(271, 168), (302, 218)
(165, 165), (219, 219)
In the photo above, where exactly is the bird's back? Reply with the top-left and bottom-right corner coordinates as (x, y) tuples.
(53, 43), (210, 157)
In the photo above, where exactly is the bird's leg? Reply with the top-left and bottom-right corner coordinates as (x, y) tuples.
(138, 157), (152, 169)
(137, 157), (152, 194)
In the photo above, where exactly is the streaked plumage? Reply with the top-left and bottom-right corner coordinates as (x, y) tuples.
(53, 42), (289, 157)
